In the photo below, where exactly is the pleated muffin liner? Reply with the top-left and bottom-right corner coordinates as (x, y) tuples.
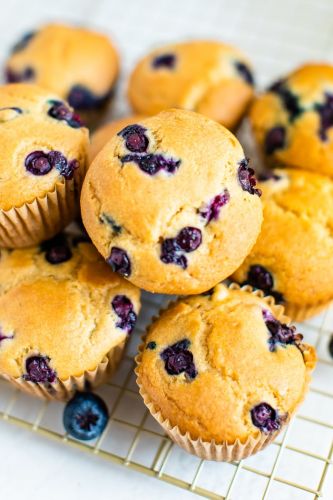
(284, 300), (332, 323)
(2, 341), (125, 402)
(135, 283), (317, 462)
(0, 167), (85, 249)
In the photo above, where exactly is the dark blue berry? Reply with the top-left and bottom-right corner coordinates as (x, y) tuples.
(235, 61), (254, 85)
(251, 402), (282, 433)
(68, 84), (112, 111)
(5, 66), (34, 83)
(265, 127), (286, 155)
(99, 213), (122, 234)
(269, 79), (302, 122)
(41, 234), (72, 264)
(160, 339), (197, 379)
(0, 328), (13, 344)
(176, 227), (202, 252)
(118, 124), (149, 153)
(315, 93), (333, 141)
(121, 153), (180, 176)
(152, 53), (176, 69)
(160, 227), (202, 269)
(248, 265), (274, 291)
(25, 151), (52, 176)
(238, 158), (261, 196)
(112, 295), (137, 334)
(199, 190), (230, 224)
(23, 356), (56, 383)
(11, 31), (36, 53)
(146, 341), (157, 350)
(106, 247), (131, 277)
(328, 335), (333, 358)
(63, 392), (109, 441)
(262, 309), (300, 352)
(48, 100), (82, 128)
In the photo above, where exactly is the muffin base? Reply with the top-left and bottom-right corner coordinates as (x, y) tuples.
(0, 175), (83, 249)
(135, 284), (316, 462)
(1, 341), (125, 401)
(284, 300), (332, 322)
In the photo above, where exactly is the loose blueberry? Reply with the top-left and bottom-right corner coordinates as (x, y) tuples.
(328, 335), (333, 358)
(160, 339), (197, 379)
(63, 392), (109, 441)
(48, 100), (82, 128)
(41, 234), (72, 264)
(262, 309), (301, 352)
(265, 126), (286, 155)
(5, 66), (34, 83)
(121, 153), (181, 176)
(235, 61), (254, 85)
(23, 355), (56, 383)
(118, 124), (149, 153)
(106, 247), (131, 277)
(315, 93), (333, 141)
(269, 79), (302, 122)
(199, 190), (230, 224)
(251, 402), (282, 433)
(152, 53), (176, 69)
(99, 213), (122, 235)
(68, 84), (112, 111)
(112, 295), (137, 334)
(25, 151), (52, 176)
(238, 158), (261, 196)
(11, 31), (36, 54)
(146, 341), (157, 350)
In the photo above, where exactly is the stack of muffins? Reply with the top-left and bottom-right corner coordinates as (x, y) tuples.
(0, 23), (322, 462)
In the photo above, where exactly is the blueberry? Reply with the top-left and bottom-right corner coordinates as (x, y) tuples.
(315, 93), (333, 141)
(112, 295), (137, 334)
(328, 335), (333, 358)
(160, 227), (202, 269)
(63, 392), (109, 441)
(41, 234), (72, 264)
(68, 85), (112, 111)
(176, 227), (202, 252)
(265, 126), (286, 155)
(25, 151), (52, 176)
(11, 31), (36, 53)
(269, 79), (302, 122)
(248, 265), (274, 292)
(262, 309), (300, 352)
(23, 355), (56, 383)
(106, 247), (131, 277)
(235, 61), (254, 85)
(118, 124), (149, 153)
(160, 339), (197, 379)
(152, 53), (176, 69)
(99, 213), (122, 235)
(121, 153), (180, 176)
(0, 328), (13, 344)
(5, 66), (34, 83)
(48, 100), (82, 129)
(199, 190), (230, 224)
(238, 158), (261, 196)
(146, 341), (157, 350)
(251, 402), (282, 433)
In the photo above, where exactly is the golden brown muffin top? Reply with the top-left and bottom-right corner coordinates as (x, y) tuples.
(0, 234), (141, 381)
(137, 284), (315, 443)
(81, 109), (262, 295)
(0, 83), (88, 210)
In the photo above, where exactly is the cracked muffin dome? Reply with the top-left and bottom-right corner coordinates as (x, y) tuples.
(128, 40), (254, 130)
(89, 115), (146, 164)
(251, 63), (333, 177)
(81, 109), (263, 295)
(0, 233), (141, 400)
(232, 168), (333, 320)
(0, 83), (89, 248)
(136, 284), (315, 459)
(5, 23), (119, 125)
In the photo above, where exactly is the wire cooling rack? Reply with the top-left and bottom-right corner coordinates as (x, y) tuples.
(1, 0), (333, 498)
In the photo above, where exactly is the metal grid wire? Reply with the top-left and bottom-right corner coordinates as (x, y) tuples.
(1, 0), (333, 498)
(0, 291), (332, 500)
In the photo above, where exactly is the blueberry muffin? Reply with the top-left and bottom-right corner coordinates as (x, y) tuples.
(5, 23), (119, 126)
(0, 83), (89, 248)
(0, 233), (141, 400)
(232, 168), (333, 320)
(251, 64), (333, 176)
(136, 283), (316, 461)
(81, 109), (263, 295)
(128, 41), (254, 130)
(89, 115), (145, 163)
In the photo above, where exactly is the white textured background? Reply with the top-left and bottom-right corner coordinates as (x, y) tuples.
(1, 1), (333, 499)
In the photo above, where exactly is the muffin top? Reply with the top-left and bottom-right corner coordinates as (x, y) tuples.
(0, 83), (89, 210)
(0, 233), (141, 381)
(81, 109), (263, 295)
(89, 115), (146, 163)
(251, 63), (333, 176)
(5, 23), (119, 112)
(136, 284), (315, 443)
(128, 40), (254, 129)
(232, 168), (333, 308)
